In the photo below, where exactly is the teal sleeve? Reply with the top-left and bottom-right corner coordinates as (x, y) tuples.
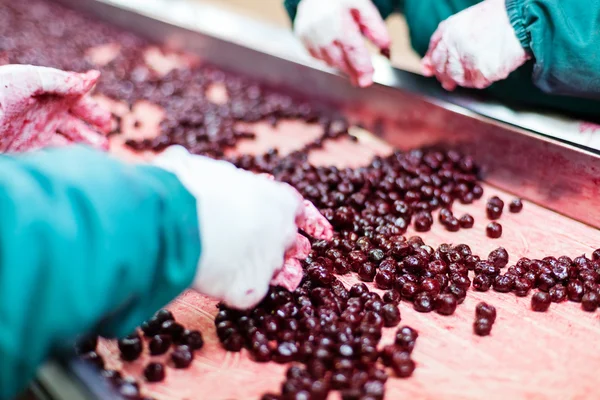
(403, 0), (480, 56)
(506, 0), (600, 99)
(0, 146), (200, 400)
(284, 0), (400, 23)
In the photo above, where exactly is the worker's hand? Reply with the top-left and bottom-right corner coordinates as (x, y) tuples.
(152, 146), (303, 309)
(0, 64), (111, 152)
(294, 0), (391, 87)
(421, 0), (530, 91)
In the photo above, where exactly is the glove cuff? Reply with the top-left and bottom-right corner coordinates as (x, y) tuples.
(505, 0), (532, 54)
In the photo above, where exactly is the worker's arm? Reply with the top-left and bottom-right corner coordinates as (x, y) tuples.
(0, 145), (305, 399)
(505, 0), (600, 98)
(0, 146), (200, 399)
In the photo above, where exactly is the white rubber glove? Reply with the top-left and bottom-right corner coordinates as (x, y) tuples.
(294, 0), (391, 87)
(152, 146), (303, 309)
(421, 0), (530, 91)
(0, 65), (111, 152)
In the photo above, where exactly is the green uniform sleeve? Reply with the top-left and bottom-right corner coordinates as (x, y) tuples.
(403, 0), (480, 56)
(0, 146), (200, 400)
(284, 0), (399, 23)
(506, 0), (600, 99)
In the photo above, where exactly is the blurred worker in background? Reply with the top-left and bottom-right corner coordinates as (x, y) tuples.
(0, 64), (302, 399)
(286, 0), (600, 118)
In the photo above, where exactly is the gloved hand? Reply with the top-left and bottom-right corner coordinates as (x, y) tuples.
(294, 0), (391, 87)
(421, 0), (530, 91)
(152, 146), (305, 309)
(0, 64), (111, 152)
(260, 173), (334, 292)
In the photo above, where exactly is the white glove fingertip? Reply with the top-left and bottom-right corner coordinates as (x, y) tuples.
(356, 73), (373, 88)
(421, 57), (435, 77)
(225, 281), (270, 310)
(441, 80), (458, 91)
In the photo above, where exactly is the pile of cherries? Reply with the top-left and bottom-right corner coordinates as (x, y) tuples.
(233, 148), (484, 237)
(216, 279), (417, 400)
(117, 65), (343, 158)
(75, 309), (204, 399)
(0, 0), (344, 159)
(471, 248), (600, 313)
(213, 227), (599, 399)
(214, 143), (599, 398)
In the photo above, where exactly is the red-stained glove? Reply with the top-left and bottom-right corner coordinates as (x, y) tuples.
(261, 173), (333, 292)
(0, 65), (111, 152)
(294, 0), (391, 87)
(421, 0), (530, 91)
(153, 146), (333, 309)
